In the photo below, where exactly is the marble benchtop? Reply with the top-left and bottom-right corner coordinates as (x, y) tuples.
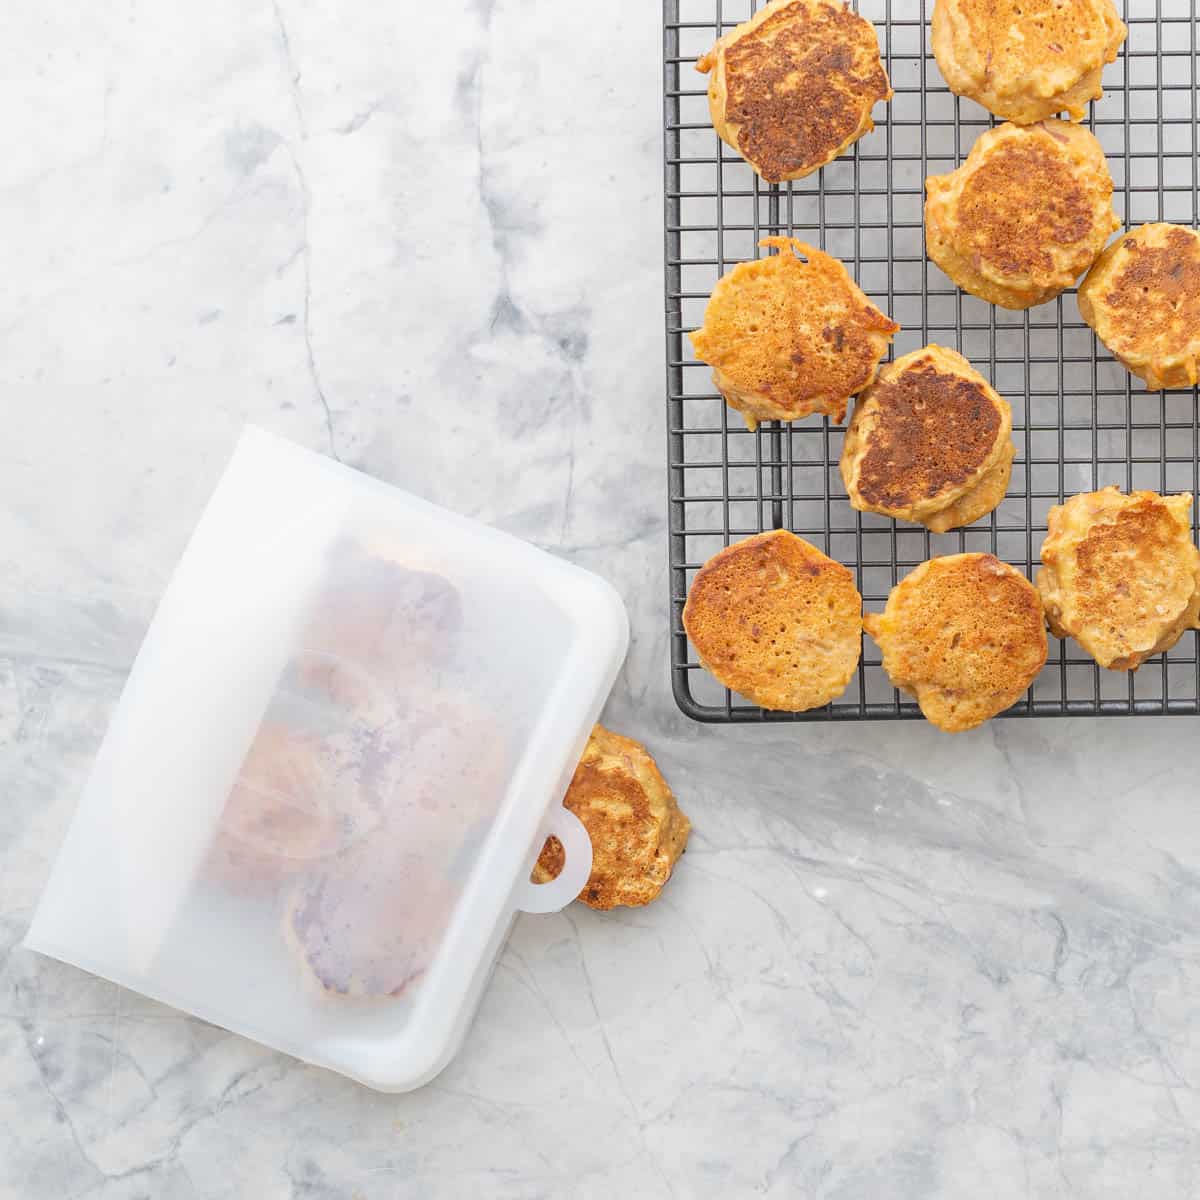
(2, 1), (1199, 1196)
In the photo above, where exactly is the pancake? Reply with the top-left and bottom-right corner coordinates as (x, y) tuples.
(682, 529), (863, 711)
(840, 344), (1015, 531)
(206, 722), (353, 890)
(1037, 487), (1200, 670)
(532, 725), (690, 910)
(925, 120), (1119, 310)
(279, 686), (508, 994)
(1077, 223), (1200, 391)
(697, 0), (892, 184)
(864, 554), (1048, 732)
(209, 638), (507, 892)
(298, 536), (462, 702)
(932, 0), (1126, 124)
(690, 237), (899, 430)
(285, 848), (457, 998)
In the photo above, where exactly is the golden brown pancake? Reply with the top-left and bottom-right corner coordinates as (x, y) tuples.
(1037, 488), (1200, 670)
(925, 120), (1119, 309)
(1078, 223), (1200, 391)
(532, 725), (690, 911)
(697, 0), (892, 184)
(682, 529), (863, 711)
(932, 0), (1126, 124)
(690, 237), (899, 430)
(840, 344), (1015, 531)
(864, 554), (1047, 732)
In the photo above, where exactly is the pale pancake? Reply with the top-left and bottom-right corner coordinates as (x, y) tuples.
(285, 848), (457, 998)
(1078, 223), (1200, 391)
(690, 237), (898, 430)
(932, 0), (1126, 123)
(1037, 487), (1200, 670)
(864, 553), (1047, 732)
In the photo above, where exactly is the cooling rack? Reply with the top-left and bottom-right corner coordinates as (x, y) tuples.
(664, 0), (1200, 721)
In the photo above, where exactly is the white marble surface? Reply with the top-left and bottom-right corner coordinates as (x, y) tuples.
(4, 2), (1200, 1197)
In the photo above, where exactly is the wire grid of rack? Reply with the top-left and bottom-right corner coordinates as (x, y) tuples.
(664, 0), (1200, 721)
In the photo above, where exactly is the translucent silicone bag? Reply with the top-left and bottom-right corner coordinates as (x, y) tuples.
(27, 427), (628, 1090)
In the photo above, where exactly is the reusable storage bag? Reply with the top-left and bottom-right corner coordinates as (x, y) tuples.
(27, 427), (628, 1090)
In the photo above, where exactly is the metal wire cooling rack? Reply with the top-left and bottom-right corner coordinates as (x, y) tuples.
(664, 0), (1200, 721)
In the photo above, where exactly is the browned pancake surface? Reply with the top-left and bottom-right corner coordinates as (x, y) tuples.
(925, 121), (1117, 309)
(957, 139), (1093, 277)
(856, 355), (1002, 512)
(1079, 225), (1200, 390)
(718, 1), (890, 183)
